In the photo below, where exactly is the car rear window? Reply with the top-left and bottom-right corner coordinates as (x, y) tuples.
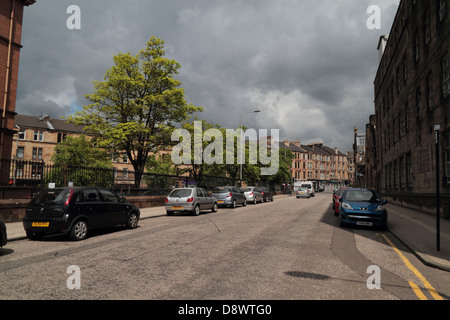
(30, 189), (71, 205)
(169, 189), (192, 197)
(212, 187), (231, 193)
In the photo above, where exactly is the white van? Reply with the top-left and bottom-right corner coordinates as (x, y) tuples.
(299, 181), (315, 197)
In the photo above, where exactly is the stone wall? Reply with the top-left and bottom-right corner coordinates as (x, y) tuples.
(0, 196), (166, 223)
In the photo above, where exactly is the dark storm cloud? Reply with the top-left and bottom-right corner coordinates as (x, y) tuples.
(16, 0), (399, 151)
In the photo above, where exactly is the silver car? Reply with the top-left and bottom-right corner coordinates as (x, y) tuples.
(165, 188), (218, 216)
(296, 187), (311, 199)
(211, 186), (247, 208)
(241, 186), (263, 204)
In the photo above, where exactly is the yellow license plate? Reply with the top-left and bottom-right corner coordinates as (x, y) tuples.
(172, 206), (183, 210)
(32, 222), (49, 227)
(217, 201), (224, 203)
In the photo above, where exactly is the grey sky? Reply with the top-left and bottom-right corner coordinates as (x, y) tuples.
(16, 0), (400, 152)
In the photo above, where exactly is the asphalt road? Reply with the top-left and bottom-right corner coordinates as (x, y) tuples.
(1, 192), (449, 301)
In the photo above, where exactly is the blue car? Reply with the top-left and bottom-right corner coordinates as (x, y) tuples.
(338, 188), (388, 229)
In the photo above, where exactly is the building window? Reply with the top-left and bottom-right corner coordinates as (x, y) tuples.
(403, 56), (408, 84)
(423, 13), (431, 46)
(33, 130), (44, 142)
(32, 147), (43, 160)
(18, 130), (26, 140)
(439, 0), (447, 21)
(31, 165), (42, 178)
(17, 146), (24, 159)
(57, 133), (67, 143)
(442, 55), (449, 98)
(399, 156), (405, 188)
(123, 168), (128, 179)
(426, 73), (435, 110)
(394, 160), (399, 189)
(445, 133), (450, 183)
(416, 87), (422, 118)
(414, 32), (420, 63)
(406, 152), (413, 187)
(405, 102), (410, 132)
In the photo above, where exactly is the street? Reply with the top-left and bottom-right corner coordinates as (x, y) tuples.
(1, 192), (449, 301)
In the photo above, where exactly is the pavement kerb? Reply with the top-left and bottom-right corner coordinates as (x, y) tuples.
(387, 228), (450, 273)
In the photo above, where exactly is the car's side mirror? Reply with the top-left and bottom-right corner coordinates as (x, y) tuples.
(119, 196), (126, 203)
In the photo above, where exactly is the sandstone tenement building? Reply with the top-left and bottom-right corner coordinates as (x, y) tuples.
(373, 0), (449, 211)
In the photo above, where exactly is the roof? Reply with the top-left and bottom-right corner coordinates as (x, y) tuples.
(14, 114), (85, 134)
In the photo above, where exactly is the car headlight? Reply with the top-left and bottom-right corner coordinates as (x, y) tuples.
(375, 205), (386, 212)
(342, 202), (353, 210)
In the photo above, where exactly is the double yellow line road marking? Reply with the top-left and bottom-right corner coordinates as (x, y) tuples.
(381, 234), (444, 300)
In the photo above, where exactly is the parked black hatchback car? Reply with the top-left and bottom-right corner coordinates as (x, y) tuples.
(0, 218), (7, 247)
(23, 187), (140, 241)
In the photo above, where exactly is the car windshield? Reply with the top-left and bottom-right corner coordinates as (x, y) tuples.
(169, 189), (192, 198)
(298, 187), (307, 191)
(212, 187), (231, 193)
(30, 189), (71, 205)
(344, 190), (380, 202)
(301, 185), (311, 188)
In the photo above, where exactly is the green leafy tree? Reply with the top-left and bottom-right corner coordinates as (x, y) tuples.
(51, 135), (112, 168)
(259, 147), (294, 186)
(47, 135), (114, 187)
(143, 154), (178, 190)
(174, 118), (220, 186)
(66, 36), (201, 187)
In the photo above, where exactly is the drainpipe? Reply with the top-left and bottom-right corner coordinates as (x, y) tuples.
(0, 0), (16, 161)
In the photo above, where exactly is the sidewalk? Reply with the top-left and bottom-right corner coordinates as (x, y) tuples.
(3, 196), (450, 272)
(386, 202), (450, 272)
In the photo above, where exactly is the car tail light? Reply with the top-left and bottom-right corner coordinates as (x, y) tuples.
(261, 192), (265, 195)
(165, 198), (169, 203)
(187, 197), (194, 203)
(227, 192), (232, 198)
(249, 192), (253, 196)
(64, 189), (74, 206)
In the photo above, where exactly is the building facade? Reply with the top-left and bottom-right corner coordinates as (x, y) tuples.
(373, 0), (449, 212)
(0, 0), (35, 183)
(280, 140), (350, 189)
(11, 114), (135, 183)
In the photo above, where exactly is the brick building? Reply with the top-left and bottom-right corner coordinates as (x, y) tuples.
(0, 0), (35, 183)
(373, 0), (449, 212)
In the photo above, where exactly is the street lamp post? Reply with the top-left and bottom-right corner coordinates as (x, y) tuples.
(435, 125), (441, 252)
(239, 110), (261, 183)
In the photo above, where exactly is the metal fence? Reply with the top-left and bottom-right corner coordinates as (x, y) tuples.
(0, 159), (238, 199)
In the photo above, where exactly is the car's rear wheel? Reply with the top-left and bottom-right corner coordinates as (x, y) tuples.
(194, 204), (200, 216)
(211, 202), (218, 213)
(70, 220), (88, 241)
